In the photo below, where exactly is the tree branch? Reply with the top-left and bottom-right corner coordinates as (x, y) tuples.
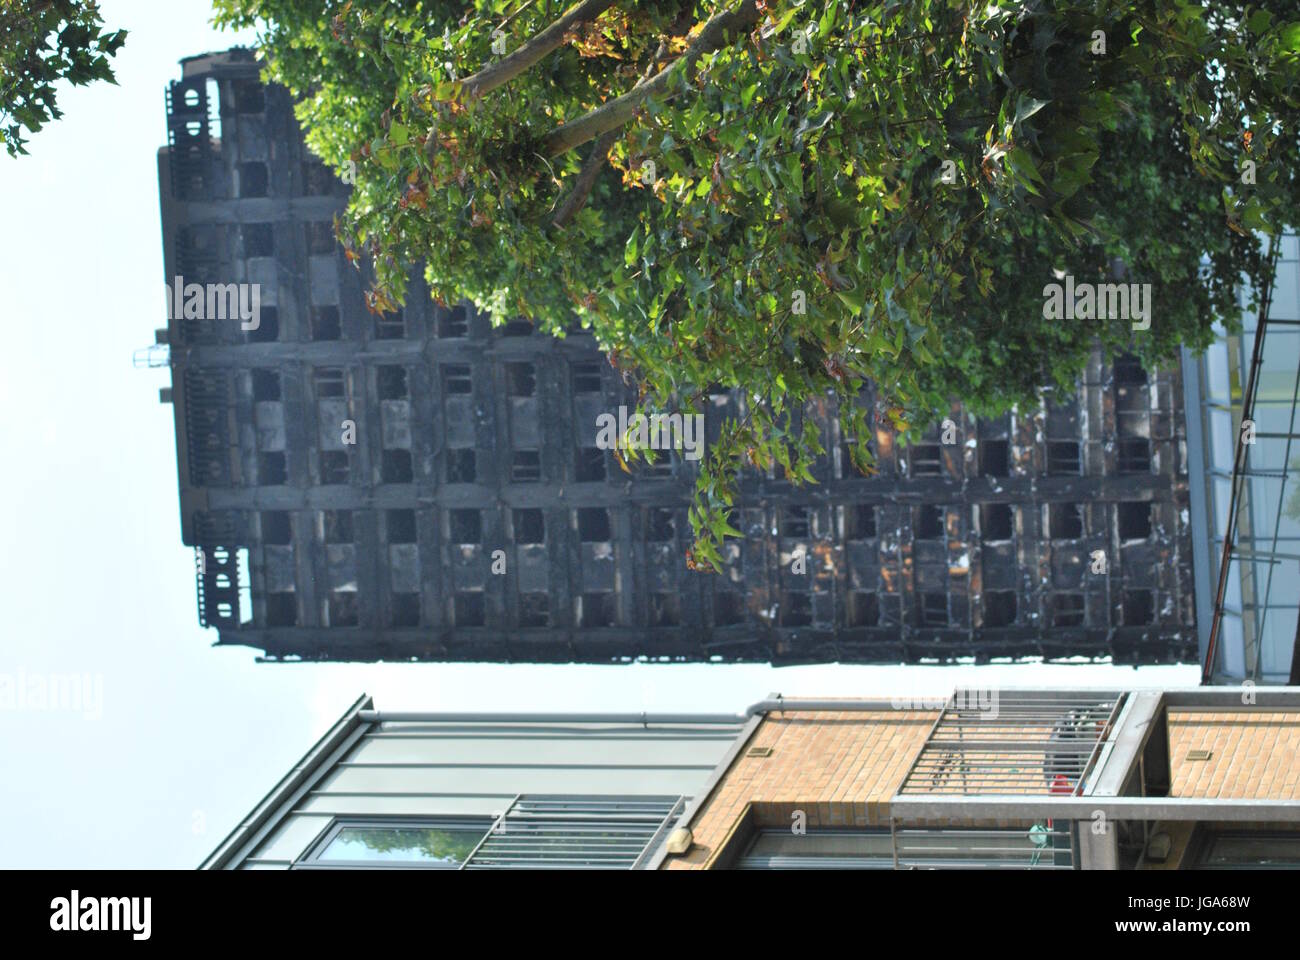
(552, 128), (620, 227)
(539, 0), (760, 158)
(550, 38), (672, 228)
(460, 0), (616, 100)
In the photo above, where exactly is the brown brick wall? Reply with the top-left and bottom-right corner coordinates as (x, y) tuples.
(1168, 711), (1300, 799)
(663, 709), (938, 869)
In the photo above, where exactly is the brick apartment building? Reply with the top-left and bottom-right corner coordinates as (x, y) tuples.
(154, 49), (1196, 665)
(659, 689), (1300, 869)
(203, 688), (1300, 870)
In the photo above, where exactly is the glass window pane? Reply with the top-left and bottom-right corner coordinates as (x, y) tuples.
(1214, 477), (1232, 534)
(319, 825), (486, 865)
(1209, 409), (1235, 472)
(1224, 559), (1242, 612)
(1205, 344), (1231, 402)
(1220, 612), (1245, 677)
(1203, 833), (1300, 867)
(1259, 615), (1295, 678)
(739, 830), (894, 869)
(750, 831), (893, 859)
(1257, 332), (1300, 384)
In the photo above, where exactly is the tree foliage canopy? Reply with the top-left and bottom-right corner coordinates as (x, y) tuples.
(0, 0), (127, 157)
(215, 0), (1300, 568)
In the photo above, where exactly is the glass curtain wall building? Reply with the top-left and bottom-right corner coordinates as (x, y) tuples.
(1184, 233), (1300, 683)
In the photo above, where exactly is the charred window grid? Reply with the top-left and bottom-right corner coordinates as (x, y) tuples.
(909, 443), (943, 476)
(322, 510), (354, 543)
(645, 508), (675, 542)
(327, 591), (359, 627)
(390, 593), (421, 627)
(577, 508), (611, 543)
(265, 592), (297, 626)
(782, 506), (811, 539)
(848, 591), (880, 627)
(1123, 588), (1155, 625)
(231, 80), (264, 113)
(305, 221), (335, 255)
(844, 504), (876, 540)
(302, 160), (335, 196)
(439, 305), (470, 338)
(454, 591), (486, 627)
(259, 452), (287, 485)
(242, 222), (273, 258)
(917, 592), (949, 627)
(575, 447), (607, 481)
(377, 365), (408, 400)
(513, 508), (545, 545)
(1048, 503), (1084, 540)
(238, 161), (268, 198)
(983, 590), (1018, 627)
(649, 592), (680, 627)
(1113, 353), (1148, 385)
(501, 361), (533, 395)
(310, 305), (342, 341)
(915, 505), (945, 540)
(442, 364), (472, 395)
(714, 591), (745, 626)
(446, 449), (476, 483)
(877, 594), (904, 626)
(449, 509), (483, 545)
(519, 592), (550, 627)
(381, 449), (413, 483)
(1045, 397), (1082, 476)
(979, 439), (1010, 477)
(1116, 388), (1150, 435)
(1117, 438), (1152, 474)
(572, 362), (603, 393)
(246, 306), (279, 343)
(511, 450), (542, 482)
(981, 503), (1013, 541)
(577, 592), (615, 628)
(1046, 440), (1081, 476)
(252, 369), (281, 401)
(1053, 593), (1086, 627)
(1115, 359), (1152, 475)
(781, 591), (813, 627)
(313, 367), (347, 399)
(1118, 501), (1152, 541)
(385, 509), (417, 544)
(500, 319), (534, 337)
(374, 310), (405, 340)
(261, 511), (291, 545)
(319, 451), (350, 485)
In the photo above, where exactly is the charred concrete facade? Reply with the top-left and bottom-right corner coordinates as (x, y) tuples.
(155, 50), (1196, 665)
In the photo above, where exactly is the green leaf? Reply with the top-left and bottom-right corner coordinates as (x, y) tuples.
(1277, 22), (1300, 55)
(1006, 147), (1045, 183)
(835, 286), (866, 316)
(1013, 96), (1051, 125)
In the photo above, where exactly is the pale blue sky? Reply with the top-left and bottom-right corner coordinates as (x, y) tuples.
(0, 0), (1196, 869)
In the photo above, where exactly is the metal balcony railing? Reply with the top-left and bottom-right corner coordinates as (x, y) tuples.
(898, 690), (1123, 796)
(182, 370), (232, 486)
(461, 795), (684, 870)
(892, 824), (1078, 870)
(165, 79), (214, 201)
(194, 514), (241, 629)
